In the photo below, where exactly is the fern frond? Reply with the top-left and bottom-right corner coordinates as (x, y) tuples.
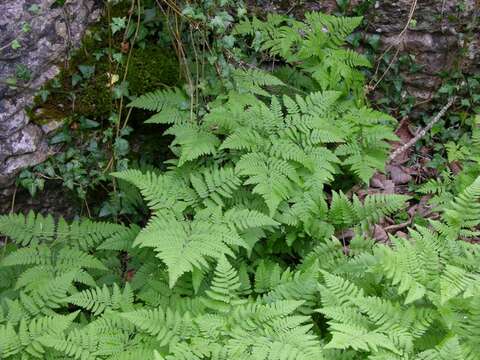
(189, 166), (241, 207)
(232, 68), (285, 97)
(128, 87), (189, 124)
(325, 323), (400, 354)
(236, 152), (298, 215)
(112, 169), (196, 213)
(202, 256), (246, 312)
(66, 283), (133, 315)
(1, 245), (52, 267)
(443, 175), (480, 233)
(0, 212), (55, 246)
(320, 271), (364, 307)
(165, 123), (221, 166)
(134, 215), (247, 287)
(120, 307), (193, 347)
(224, 207), (278, 231)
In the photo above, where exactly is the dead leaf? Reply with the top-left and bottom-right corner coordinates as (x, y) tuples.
(121, 41), (130, 54)
(390, 117), (414, 165)
(373, 224), (389, 242)
(449, 161), (463, 175)
(370, 173), (387, 188)
(388, 165), (412, 185)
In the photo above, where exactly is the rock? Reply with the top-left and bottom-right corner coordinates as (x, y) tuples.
(41, 119), (64, 135)
(0, 0), (101, 204)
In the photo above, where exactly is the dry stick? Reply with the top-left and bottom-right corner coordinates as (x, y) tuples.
(369, 0), (417, 91)
(388, 96), (456, 162)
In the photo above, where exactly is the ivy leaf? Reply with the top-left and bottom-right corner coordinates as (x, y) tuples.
(28, 4), (41, 14)
(113, 81), (129, 99)
(112, 52), (124, 64)
(78, 65), (95, 79)
(111, 17), (127, 35)
(50, 131), (71, 145)
(79, 118), (100, 130)
(21, 22), (31, 33)
(11, 39), (21, 50)
(71, 73), (82, 87)
(114, 138), (130, 157)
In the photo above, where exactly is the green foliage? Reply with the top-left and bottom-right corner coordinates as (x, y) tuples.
(235, 12), (370, 98)
(21, 1), (179, 209)
(318, 200), (480, 358)
(416, 114), (480, 211)
(1, 7), (479, 360)
(1, 180), (479, 359)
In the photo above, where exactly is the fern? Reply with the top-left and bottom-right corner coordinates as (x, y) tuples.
(128, 87), (189, 124)
(133, 214), (247, 287)
(0, 212), (55, 246)
(66, 283), (134, 315)
(0, 8), (478, 360)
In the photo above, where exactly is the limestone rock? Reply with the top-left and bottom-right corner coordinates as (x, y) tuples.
(0, 0), (101, 192)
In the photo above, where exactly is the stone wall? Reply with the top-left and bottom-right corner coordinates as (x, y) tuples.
(0, 0), (101, 206)
(248, 0), (480, 102)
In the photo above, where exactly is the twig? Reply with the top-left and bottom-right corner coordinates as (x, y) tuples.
(384, 220), (411, 232)
(388, 96), (456, 162)
(368, 0), (417, 91)
(84, 199), (92, 218)
(10, 186), (17, 214)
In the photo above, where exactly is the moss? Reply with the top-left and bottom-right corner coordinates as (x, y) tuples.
(127, 46), (180, 94)
(30, 0), (180, 128)
(31, 63), (113, 123)
(27, 105), (71, 125)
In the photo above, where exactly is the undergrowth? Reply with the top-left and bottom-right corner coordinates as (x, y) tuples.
(1, 2), (480, 360)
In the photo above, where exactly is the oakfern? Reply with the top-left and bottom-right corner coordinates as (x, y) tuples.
(1, 9), (479, 360)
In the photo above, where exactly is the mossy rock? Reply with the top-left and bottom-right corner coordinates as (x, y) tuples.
(30, 0), (179, 124)
(32, 47), (179, 122)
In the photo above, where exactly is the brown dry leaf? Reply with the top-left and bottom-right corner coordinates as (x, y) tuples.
(336, 229), (355, 242)
(390, 117), (414, 165)
(388, 165), (412, 185)
(407, 204), (418, 218)
(370, 173), (387, 188)
(372, 224), (389, 243)
(395, 117), (414, 143)
(449, 161), (463, 175)
(416, 196), (435, 218)
(382, 180), (396, 194)
(121, 41), (130, 53)
(369, 173), (395, 193)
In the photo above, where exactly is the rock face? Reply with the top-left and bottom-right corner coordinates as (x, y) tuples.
(0, 0), (101, 199)
(248, 0), (480, 101)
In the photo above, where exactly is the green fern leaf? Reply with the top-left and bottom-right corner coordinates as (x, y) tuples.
(134, 215), (247, 287)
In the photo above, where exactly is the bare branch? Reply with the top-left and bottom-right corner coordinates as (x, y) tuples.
(388, 96), (456, 163)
